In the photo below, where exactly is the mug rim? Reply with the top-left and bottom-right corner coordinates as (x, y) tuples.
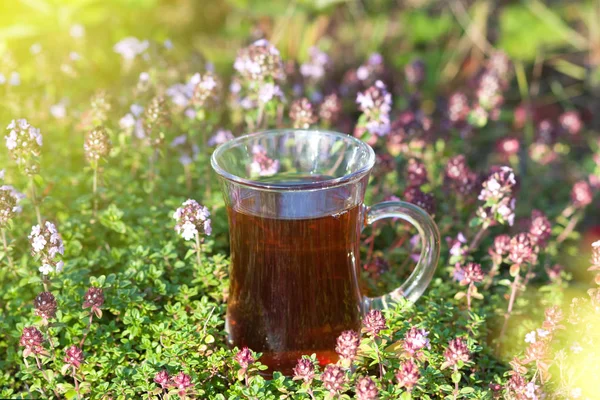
(211, 129), (376, 191)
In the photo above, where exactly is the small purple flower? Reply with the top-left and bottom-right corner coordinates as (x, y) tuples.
(113, 37), (149, 60)
(453, 262), (484, 286)
(478, 166), (516, 202)
(335, 330), (360, 363)
(172, 372), (193, 394)
(5, 119), (43, 175)
(403, 186), (436, 215)
(356, 80), (392, 137)
(509, 233), (533, 265)
(528, 210), (551, 247)
(292, 358), (315, 383)
(250, 145), (280, 177)
(84, 126), (111, 166)
(321, 364), (346, 394)
(300, 47), (329, 82)
(448, 92), (469, 123)
(208, 129), (234, 147)
(63, 345), (84, 369)
(170, 134), (199, 166)
(489, 234), (511, 264)
(444, 155), (478, 197)
(448, 232), (467, 259)
(289, 98), (317, 129)
(406, 158), (428, 187)
(571, 180), (593, 208)
(29, 221), (65, 275)
(191, 71), (220, 108)
(20, 327), (46, 357)
(83, 287), (104, 316)
(234, 39), (284, 82)
(173, 199), (212, 240)
(396, 359), (420, 390)
(403, 327), (430, 357)
(235, 347), (254, 370)
(441, 338), (470, 369)
(154, 370), (170, 388)
(362, 310), (387, 336)
(258, 82), (285, 105)
(559, 111), (582, 135)
(319, 93), (342, 125)
(355, 376), (378, 400)
(34, 291), (57, 320)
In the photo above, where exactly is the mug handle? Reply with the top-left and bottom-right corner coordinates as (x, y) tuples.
(362, 201), (440, 309)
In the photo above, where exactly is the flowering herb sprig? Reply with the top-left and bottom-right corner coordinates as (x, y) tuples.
(5, 119), (43, 225)
(173, 199), (212, 268)
(84, 126), (111, 217)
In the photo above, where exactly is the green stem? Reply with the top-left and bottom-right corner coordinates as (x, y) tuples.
(500, 270), (521, 341)
(1, 229), (14, 269)
(92, 167), (98, 217)
(29, 176), (42, 226)
(195, 233), (202, 268)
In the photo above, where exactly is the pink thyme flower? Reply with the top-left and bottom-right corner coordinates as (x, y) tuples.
(335, 330), (360, 363)
(289, 98), (317, 129)
(84, 126), (111, 166)
(406, 158), (428, 187)
(356, 80), (392, 137)
(292, 358), (315, 383)
(355, 376), (378, 400)
(489, 234), (511, 264)
(542, 305), (563, 332)
(154, 370), (170, 388)
(83, 287), (104, 318)
(509, 233), (533, 265)
(362, 310), (387, 336)
(559, 111), (582, 135)
(321, 364), (346, 394)
(300, 47), (329, 82)
(34, 291), (57, 320)
(319, 93), (342, 125)
(249, 145), (280, 177)
(173, 199), (212, 240)
(234, 39), (285, 82)
(172, 372), (193, 395)
(448, 92), (469, 123)
(444, 155), (478, 197)
(571, 180), (593, 208)
(63, 345), (84, 368)
(396, 359), (420, 390)
(5, 119), (43, 175)
(403, 186), (436, 215)
(20, 327), (46, 357)
(447, 232), (467, 259)
(441, 338), (470, 369)
(403, 327), (430, 357)
(528, 210), (551, 247)
(235, 347), (254, 370)
(207, 129), (234, 147)
(496, 136), (520, 157)
(29, 221), (65, 276)
(454, 262), (484, 286)
(478, 166), (516, 202)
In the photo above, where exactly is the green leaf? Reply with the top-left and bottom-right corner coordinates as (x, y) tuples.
(460, 387), (475, 394)
(451, 371), (461, 384)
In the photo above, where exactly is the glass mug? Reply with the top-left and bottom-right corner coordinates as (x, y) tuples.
(211, 129), (440, 375)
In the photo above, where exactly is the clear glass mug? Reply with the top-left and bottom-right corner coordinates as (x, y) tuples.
(211, 129), (440, 374)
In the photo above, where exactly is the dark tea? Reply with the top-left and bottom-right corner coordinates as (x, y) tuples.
(226, 180), (363, 375)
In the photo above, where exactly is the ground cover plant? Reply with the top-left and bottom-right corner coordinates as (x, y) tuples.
(1, 0), (600, 398)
